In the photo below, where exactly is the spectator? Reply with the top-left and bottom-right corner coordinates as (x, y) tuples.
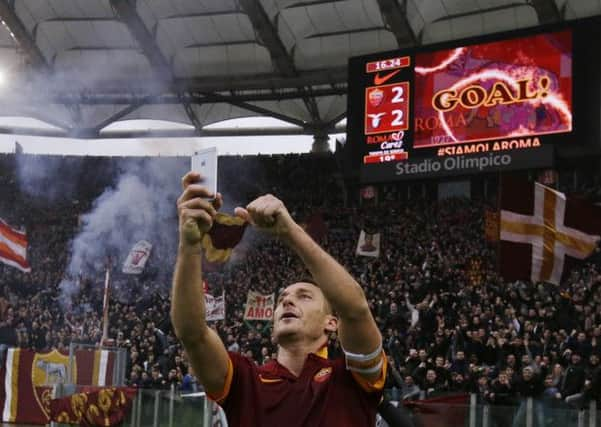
(421, 369), (447, 398)
(128, 370), (141, 388)
(150, 366), (167, 389)
(561, 351), (586, 408)
(401, 375), (421, 401)
(404, 349), (420, 376)
(489, 371), (516, 427)
(140, 371), (152, 389)
(450, 350), (468, 377)
(166, 368), (180, 389)
(449, 372), (468, 393)
(549, 363), (564, 388)
(542, 374), (562, 407)
(180, 366), (199, 394)
(512, 366), (545, 427)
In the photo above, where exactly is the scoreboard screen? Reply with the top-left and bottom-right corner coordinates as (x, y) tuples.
(414, 31), (572, 148)
(347, 18), (600, 181)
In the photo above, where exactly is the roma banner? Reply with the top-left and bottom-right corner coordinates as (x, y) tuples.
(356, 230), (381, 258)
(205, 292), (226, 322)
(243, 291), (275, 321)
(1, 348), (63, 424)
(499, 175), (601, 284)
(75, 349), (116, 387)
(49, 386), (136, 427)
(122, 240), (152, 274)
(0, 348), (116, 424)
(0, 218), (31, 272)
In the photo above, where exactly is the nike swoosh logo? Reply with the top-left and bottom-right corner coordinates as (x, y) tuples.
(259, 375), (283, 384)
(374, 70), (401, 85)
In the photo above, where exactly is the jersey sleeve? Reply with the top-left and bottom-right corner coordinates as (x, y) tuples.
(205, 352), (250, 405)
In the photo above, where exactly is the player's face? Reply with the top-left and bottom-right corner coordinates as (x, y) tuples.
(273, 282), (336, 345)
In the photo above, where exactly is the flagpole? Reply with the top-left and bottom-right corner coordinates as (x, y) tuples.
(495, 173), (502, 275)
(101, 265), (111, 346)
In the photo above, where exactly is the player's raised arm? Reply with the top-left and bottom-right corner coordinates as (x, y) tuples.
(171, 172), (230, 397)
(235, 195), (382, 368)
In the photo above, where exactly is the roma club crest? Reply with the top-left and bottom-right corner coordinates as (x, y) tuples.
(368, 88), (385, 107)
(32, 350), (76, 418)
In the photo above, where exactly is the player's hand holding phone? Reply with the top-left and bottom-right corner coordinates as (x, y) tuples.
(177, 172), (222, 247)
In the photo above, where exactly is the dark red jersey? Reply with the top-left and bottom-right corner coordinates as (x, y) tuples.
(208, 348), (387, 427)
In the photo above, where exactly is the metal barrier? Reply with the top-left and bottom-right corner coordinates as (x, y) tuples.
(47, 386), (601, 427)
(467, 394), (601, 427)
(126, 386), (211, 427)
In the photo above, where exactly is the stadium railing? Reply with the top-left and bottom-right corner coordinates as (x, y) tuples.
(465, 396), (598, 427)
(125, 386), (211, 427)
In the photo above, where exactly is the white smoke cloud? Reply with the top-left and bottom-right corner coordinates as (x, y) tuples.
(66, 158), (182, 273)
(53, 157), (185, 308)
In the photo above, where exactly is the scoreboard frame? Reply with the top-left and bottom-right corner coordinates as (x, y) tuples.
(346, 17), (601, 182)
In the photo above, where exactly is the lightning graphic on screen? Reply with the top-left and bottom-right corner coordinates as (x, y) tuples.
(416, 41), (572, 143)
(418, 53), (572, 143)
(415, 48), (467, 75)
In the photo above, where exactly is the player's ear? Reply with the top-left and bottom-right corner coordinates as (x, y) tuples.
(324, 315), (338, 334)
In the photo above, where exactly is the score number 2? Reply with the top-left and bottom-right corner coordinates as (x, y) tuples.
(391, 86), (405, 126)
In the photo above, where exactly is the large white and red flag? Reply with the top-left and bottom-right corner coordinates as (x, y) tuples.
(499, 176), (601, 285)
(0, 218), (31, 273)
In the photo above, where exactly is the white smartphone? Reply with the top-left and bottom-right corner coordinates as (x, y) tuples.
(191, 147), (218, 199)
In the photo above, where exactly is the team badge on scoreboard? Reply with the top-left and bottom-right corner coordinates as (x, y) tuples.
(368, 88), (385, 107)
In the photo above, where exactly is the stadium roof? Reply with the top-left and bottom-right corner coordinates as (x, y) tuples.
(0, 0), (597, 143)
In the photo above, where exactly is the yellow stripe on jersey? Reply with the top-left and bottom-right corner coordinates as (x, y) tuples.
(206, 357), (234, 405)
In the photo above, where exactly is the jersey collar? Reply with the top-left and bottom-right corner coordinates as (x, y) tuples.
(313, 345), (329, 359)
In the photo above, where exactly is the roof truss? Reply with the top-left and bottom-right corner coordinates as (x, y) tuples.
(0, 0), (49, 72)
(530, 0), (562, 24)
(110, 0), (203, 134)
(375, 0), (418, 47)
(239, 0), (322, 124)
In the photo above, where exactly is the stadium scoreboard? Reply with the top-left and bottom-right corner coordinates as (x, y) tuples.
(347, 18), (601, 182)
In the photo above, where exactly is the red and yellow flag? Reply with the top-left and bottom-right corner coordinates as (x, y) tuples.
(201, 213), (247, 263)
(49, 387), (136, 427)
(499, 175), (601, 284)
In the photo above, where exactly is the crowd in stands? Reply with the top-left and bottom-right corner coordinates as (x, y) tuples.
(1, 152), (600, 422)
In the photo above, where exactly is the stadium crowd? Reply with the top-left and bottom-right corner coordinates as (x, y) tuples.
(0, 152), (600, 423)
